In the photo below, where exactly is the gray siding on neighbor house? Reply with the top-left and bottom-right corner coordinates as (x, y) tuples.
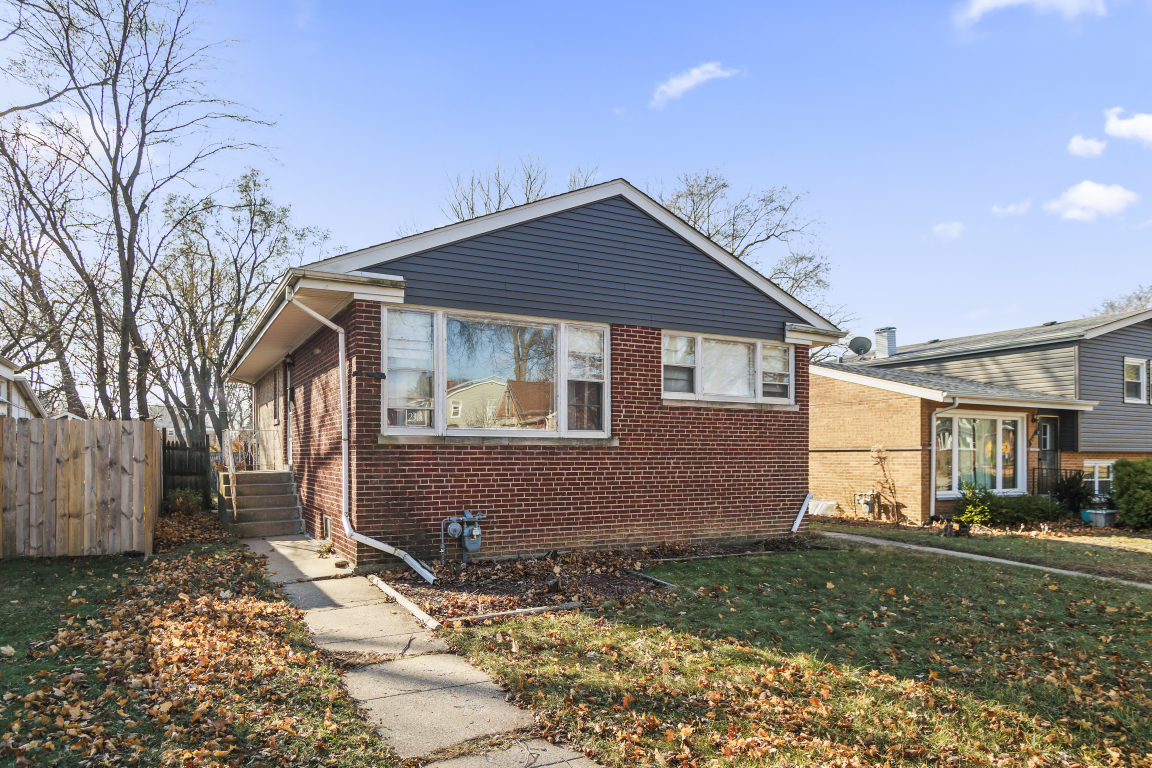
(1078, 319), (1152, 452)
(363, 196), (807, 339)
(870, 343), (1078, 398)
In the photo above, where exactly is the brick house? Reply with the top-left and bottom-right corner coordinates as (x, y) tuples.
(224, 180), (843, 573)
(808, 362), (1095, 523)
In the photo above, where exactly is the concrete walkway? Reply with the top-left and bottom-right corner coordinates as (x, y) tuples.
(245, 535), (596, 766)
(821, 531), (1152, 591)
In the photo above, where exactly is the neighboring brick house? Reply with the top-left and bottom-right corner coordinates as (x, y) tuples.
(808, 363), (1095, 523)
(225, 179), (843, 570)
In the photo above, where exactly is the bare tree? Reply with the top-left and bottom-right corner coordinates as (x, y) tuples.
(442, 155), (594, 222)
(148, 169), (327, 444)
(567, 162), (599, 192)
(1091, 285), (1152, 316)
(0, 0), (263, 418)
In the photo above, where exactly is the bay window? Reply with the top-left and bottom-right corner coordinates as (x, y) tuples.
(383, 307), (609, 437)
(934, 412), (1024, 495)
(1124, 358), (1147, 404)
(662, 332), (793, 404)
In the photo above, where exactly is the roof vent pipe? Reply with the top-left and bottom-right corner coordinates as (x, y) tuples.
(285, 286), (436, 584)
(874, 327), (897, 359)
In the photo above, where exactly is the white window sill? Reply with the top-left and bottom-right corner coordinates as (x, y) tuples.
(378, 434), (619, 447)
(1123, 398), (1148, 405)
(936, 489), (1027, 499)
(661, 398), (798, 411)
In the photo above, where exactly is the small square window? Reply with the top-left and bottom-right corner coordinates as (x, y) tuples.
(663, 335), (695, 394)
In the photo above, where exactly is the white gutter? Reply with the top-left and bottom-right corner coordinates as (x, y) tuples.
(928, 397), (962, 521)
(284, 287), (436, 584)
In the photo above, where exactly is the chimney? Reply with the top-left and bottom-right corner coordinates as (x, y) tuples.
(874, 327), (897, 359)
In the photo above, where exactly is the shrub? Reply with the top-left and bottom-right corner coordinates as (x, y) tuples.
(164, 488), (204, 516)
(1113, 459), (1152, 529)
(1052, 470), (1093, 512)
(953, 483), (1000, 526)
(996, 494), (1069, 526)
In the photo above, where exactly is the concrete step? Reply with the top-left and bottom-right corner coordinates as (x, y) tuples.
(233, 482), (295, 498)
(226, 518), (304, 538)
(234, 493), (298, 510)
(230, 505), (302, 524)
(234, 470), (293, 485)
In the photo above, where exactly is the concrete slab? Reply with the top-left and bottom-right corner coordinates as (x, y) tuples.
(282, 577), (389, 611)
(317, 632), (448, 657)
(304, 600), (418, 636)
(425, 739), (596, 768)
(243, 534), (348, 584)
(344, 652), (494, 698)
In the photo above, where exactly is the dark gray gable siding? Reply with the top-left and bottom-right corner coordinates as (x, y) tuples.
(868, 343), (1077, 398)
(1078, 319), (1152, 452)
(363, 196), (806, 339)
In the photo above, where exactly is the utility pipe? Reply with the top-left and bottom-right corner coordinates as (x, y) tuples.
(928, 397), (962, 522)
(285, 287), (436, 584)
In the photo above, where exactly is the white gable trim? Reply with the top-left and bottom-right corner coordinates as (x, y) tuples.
(306, 179), (839, 332)
(1082, 309), (1152, 339)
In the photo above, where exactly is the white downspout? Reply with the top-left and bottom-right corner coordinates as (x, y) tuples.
(285, 287), (436, 584)
(929, 397), (962, 522)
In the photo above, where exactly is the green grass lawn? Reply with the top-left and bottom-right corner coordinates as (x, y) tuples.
(449, 543), (1152, 767)
(0, 535), (402, 767)
(812, 520), (1152, 584)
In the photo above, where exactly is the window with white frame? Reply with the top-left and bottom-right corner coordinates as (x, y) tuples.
(934, 413), (1024, 494)
(1083, 461), (1113, 497)
(1124, 358), (1147, 404)
(662, 332), (793, 404)
(383, 307), (610, 436)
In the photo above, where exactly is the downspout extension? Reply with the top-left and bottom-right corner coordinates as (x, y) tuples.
(286, 287), (436, 584)
(928, 397), (962, 523)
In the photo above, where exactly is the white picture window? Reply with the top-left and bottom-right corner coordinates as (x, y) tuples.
(661, 332), (793, 404)
(383, 307), (610, 437)
(1083, 462), (1113, 497)
(934, 413), (1025, 495)
(1124, 358), (1147, 404)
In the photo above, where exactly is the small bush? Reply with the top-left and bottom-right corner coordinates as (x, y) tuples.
(1113, 458), (1152, 529)
(996, 494), (1069, 526)
(953, 483), (1000, 526)
(164, 488), (204, 516)
(1052, 470), (1093, 512)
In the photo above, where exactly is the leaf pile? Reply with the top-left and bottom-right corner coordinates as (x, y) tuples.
(451, 546), (1152, 767)
(153, 511), (231, 554)
(0, 545), (402, 767)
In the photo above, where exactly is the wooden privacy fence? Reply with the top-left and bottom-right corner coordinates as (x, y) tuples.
(161, 435), (212, 506)
(0, 418), (163, 559)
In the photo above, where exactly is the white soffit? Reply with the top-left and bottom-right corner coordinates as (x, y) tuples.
(229, 273), (404, 384)
(307, 179), (840, 333)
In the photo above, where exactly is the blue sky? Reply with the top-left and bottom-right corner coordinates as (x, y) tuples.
(202, 0), (1151, 347)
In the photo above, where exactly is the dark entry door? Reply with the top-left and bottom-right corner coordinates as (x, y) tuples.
(1036, 417), (1060, 494)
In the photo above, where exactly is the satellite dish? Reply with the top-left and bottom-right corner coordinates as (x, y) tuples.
(848, 336), (872, 356)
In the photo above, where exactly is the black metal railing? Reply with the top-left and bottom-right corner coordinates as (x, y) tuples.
(1029, 467), (1081, 496)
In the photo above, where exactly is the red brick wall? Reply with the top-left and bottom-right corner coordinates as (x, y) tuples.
(289, 301), (813, 566)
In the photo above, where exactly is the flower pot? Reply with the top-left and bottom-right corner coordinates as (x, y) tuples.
(1088, 510), (1117, 528)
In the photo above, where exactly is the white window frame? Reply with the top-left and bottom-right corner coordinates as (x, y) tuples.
(381, 305), (611, 439)
(1123, 357), (1148, 404)
(934, 410), (1027, 498)
(1083, 460), (1114, 497)
(661, 331), (794, 405)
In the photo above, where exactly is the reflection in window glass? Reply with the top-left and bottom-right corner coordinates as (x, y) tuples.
(935, 418), (953, 492)
(387, 311), (434, 427)
(1001, 420), (1018, 490)
(1125, 361), (1146, 401)
(958, 417), (997, 489)
(446, 316), (556, 430)
(762, 344), (790, 399)
(662, 336), (695, 394)
(702, 339), (754, 398)
(568, 327), (605, 431)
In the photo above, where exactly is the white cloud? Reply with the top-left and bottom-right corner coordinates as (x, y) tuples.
(649, 62), (737, 109)
(1043, 180), (1140, 221)
(1067, 134), (1106, 157)
(991, 199), (1032, 216)
(932, 221), (964, 239)
(953, 0), (1105, 26)
(1104, 107), (1152, 145)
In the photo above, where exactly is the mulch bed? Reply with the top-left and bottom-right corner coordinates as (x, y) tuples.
(385, 536), (816, 623)
(153, 510), (231, 553)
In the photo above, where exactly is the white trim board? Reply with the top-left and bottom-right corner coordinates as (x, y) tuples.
(304, 179), (840, 333)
